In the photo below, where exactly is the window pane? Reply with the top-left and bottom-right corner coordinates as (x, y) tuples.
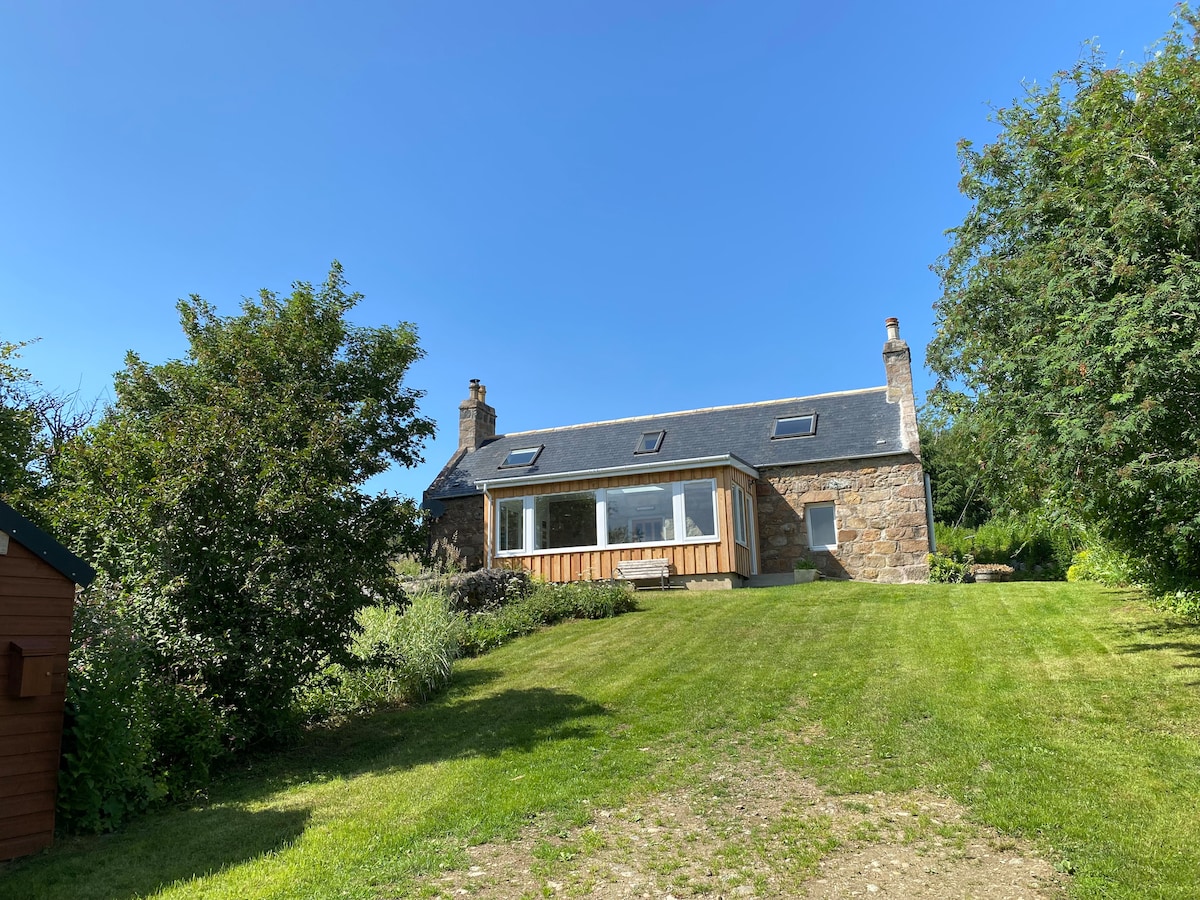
(733, 484), (747, 545)
(807, 504), (837, 548)
(535, 491), (597, 549)
(502, 446), (541, 467)
(682, 481), (716, 537)
(773, 415), (815, 438)
(497, 498), (524, 552)
(606, 484), (673, 544)
(635, 431), (664, 453)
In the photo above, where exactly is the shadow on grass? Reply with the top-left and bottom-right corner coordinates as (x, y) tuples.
(1116, 615), (1200, 684)
(6, 669), (612, 899)
(224, 666), (611, 797)
(6, 805), (310, 900)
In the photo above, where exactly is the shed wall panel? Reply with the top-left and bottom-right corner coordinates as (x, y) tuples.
(0, 770), (58, 799)
(0, 809), (54, 842)
(0, 730), (64, 758)
(0, 533), (78, 860)
(0, 832), (53, 860)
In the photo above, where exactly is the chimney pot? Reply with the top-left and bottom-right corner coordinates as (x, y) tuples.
(459, 379), (496, 451)
(885, 317), (900, 341)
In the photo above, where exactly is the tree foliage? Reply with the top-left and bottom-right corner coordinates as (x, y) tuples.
(0, 339), (39, 506)
(918, 414), (992, 528)
(928, 8), (1200, 579)
(55, 263), (434, 744)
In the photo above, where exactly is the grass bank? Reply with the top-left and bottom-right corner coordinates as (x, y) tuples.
(5, 582), (1200, 898)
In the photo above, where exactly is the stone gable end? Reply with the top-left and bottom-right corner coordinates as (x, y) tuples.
(757, 456), (929, 583)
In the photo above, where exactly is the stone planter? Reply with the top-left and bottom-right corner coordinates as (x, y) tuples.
(973, 570), (1012, 583)
(794, 569), (819, 584)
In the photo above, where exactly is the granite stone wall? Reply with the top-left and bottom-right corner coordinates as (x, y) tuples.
(756, 455), (930, 583)
(428, 495), (486, 570)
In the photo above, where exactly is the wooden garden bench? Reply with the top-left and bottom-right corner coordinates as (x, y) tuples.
(614, 558), (672, 590)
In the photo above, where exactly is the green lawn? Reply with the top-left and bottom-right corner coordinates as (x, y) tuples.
(5, 582), (1200, 898)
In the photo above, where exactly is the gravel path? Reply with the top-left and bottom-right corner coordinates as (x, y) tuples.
(420, 760), (1067, 899)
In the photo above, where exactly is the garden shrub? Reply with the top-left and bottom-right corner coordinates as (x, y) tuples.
(58, 582), (231, 833)
(1066, 544), (1139, 587)
(927, 552), (973, 584)
(1154, 585), (1200, 621)
(934, 509), (1079, 578)
(140, 680), (228, 802)
(302, 592), (463, 720)
(459, 580), (636, 656)
(58, 589), (160, 834)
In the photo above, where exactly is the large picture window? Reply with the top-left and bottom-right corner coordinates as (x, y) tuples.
(606, 484), (674, 543)
(495, 478), (719, 556)
(535, 491), (597, 550)
(682, 480), (716, 537)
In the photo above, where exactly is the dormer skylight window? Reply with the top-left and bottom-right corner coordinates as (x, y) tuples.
(634, 430), (666, 454)
(772, 414), (817, 439)
(500, 446), (543, 468)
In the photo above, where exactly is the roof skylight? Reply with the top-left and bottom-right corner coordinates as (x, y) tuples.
(772, 414), (817, 439)
(634, 430), (666, 454)
(500, 446), (543, 468)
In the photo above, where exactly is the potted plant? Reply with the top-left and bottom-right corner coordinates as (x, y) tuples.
(794, 559), (819, 583)
(972, 563), (1014, 583)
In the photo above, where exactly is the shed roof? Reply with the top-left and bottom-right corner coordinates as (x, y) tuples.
(426, 385), (908, 501)
(0, 500), (96, 587)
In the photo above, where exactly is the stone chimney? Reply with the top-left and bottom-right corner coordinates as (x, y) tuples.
(882, 318), (921, 456)
(458, 379), (496, 451)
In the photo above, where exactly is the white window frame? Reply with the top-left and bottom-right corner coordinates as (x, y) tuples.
(806, 501), (838, 551)
(732, 483), (748, 547)
(495, 497), (527, 553)
(494, 478), (720, 557)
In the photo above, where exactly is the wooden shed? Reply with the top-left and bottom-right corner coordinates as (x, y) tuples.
(0, 500), (94, 861)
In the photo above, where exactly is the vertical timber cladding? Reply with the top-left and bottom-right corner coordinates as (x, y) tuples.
(729, 467), (757, 577)
(0, 540), (75, 861)
(486, 466), (752, 581)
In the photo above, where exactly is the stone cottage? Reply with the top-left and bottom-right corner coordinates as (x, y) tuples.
(423, 319), (932, 586)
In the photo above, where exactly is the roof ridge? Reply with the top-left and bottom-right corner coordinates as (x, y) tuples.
(494, 386), (888, 440)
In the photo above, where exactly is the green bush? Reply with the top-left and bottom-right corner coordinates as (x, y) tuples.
(302, 592), (463, 720)
(58, 589), (160, 834)
(1154, 586), (1200, 621)
(927, 552), (973, 584)
(140, 680), (228, 803)
(459, 580), (636, 656)
(58, 583), (230, 833)
(934, 510), (1079, 578)
(1066, 544), (1139, 587)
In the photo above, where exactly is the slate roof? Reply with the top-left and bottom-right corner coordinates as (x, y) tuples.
(0, 499), (96, 587)
(426, 385), (910, 501)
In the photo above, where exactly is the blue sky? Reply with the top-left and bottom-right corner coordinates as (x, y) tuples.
(0, 1), (1179, 502)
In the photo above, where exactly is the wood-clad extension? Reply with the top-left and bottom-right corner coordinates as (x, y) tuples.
(483, 464), (758, 582)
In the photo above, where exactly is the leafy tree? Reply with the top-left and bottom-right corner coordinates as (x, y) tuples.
(0, 337), (98, 518)
(55, 263), (435, 744)
(928, 8), (1200, 580)
(918, 415), (992, 528)
(0, 339), (39, 505)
